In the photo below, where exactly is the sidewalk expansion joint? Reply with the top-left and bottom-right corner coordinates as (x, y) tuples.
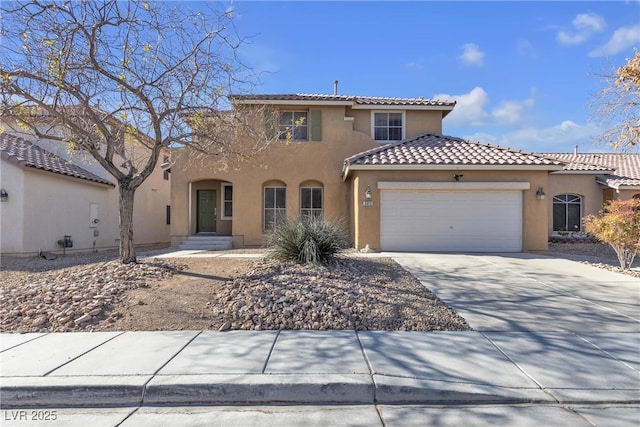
(262, 330), (281, 374)
(1, 333), (51, 353)
(140, 331), (203, 403)
(43, 332), (125, 377)
(480, 331), (561, 404)
(355, 330), (378, 404)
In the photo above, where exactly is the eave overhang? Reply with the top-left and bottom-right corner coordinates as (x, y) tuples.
(343, 163), (566, 180)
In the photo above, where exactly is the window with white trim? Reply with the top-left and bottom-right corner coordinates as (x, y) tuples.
(222, 183), (233, 219)
(553, 194), (582, 232)
(162, 156), (170, 180)
(372, 111), (404, 142)
(278, 111), (308, 141)
(264, 186), (286, 232)
(300, 187), (323, 219)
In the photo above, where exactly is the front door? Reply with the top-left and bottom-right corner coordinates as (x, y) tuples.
(197, 190), (217, 232)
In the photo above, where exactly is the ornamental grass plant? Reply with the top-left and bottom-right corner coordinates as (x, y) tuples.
(268, 216), (348, 266)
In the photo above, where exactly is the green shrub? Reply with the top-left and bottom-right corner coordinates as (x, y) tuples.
(268, 216), (348, 265)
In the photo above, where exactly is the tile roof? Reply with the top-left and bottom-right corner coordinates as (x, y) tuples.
(344, 133), (566, 174)
(0, 133), (115, 186)
(543, 152), (640, 188)
(229, 93), (456, 108)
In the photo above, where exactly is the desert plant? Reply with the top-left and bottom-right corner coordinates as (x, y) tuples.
(584, 199), (640, 270)
(268, 216), (348, 266)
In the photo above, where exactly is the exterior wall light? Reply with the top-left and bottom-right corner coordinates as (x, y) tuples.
(536, 187), (546, 200)
(364, 185), (372, 200)
(0, 188), (7, 202)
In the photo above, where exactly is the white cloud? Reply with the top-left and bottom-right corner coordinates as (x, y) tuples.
(405, 61), (424, 71)
(434, 87), (535, 127)
(516, 39), (537, 58)
(492, 91), (536, 126)
(557, 12), (606, 46)
(573, 13), (606, 32)
(464, 121), (601, 152)
(459, 43), (485, 67)
(434, 87), (489, 126)
(589, 24), (640, 57)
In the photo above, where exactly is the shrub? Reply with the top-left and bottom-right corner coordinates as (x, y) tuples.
(268, 216), (348, 266)
(584, 198), (640, 270)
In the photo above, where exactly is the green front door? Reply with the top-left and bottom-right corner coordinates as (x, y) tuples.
(197, 190), (217, 232)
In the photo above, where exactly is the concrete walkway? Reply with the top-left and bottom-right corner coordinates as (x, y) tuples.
(1, 330), (639, 425)
(1, 251), (638, 425)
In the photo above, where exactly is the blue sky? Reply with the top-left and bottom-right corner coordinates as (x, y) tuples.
(226, 1), (640, 153)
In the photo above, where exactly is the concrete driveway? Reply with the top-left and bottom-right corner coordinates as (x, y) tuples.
(389, 252), (640, 333)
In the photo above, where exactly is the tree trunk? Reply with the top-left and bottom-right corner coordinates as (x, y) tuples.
(614, 245), (637, 270)
(119, 185), (137, 264)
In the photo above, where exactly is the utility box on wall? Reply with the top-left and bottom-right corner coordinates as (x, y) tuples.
(57, 235), (73, 248)
(90, 203), (99, 228)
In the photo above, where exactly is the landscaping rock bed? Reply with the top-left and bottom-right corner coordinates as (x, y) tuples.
(212, 257), (471, 331)
(0, 259), (182, 332)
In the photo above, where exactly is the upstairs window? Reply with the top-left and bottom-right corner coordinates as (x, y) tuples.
(278, 111), (308, 141)
(162, 156), (170, 180)
(373, 112), (404, 142)
(553, 194), (582, 232)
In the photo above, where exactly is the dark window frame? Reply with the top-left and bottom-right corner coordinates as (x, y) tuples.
(222, 183), (233, 219)
(553, 194), (582, 232)
(300, 187), (323, 219)
(278, 111), (308, 141)
(373, 111), (404, 142)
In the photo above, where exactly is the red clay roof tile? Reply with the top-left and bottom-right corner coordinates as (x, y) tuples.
(345, 133), (566, 169)
(0, 133), (115, 186)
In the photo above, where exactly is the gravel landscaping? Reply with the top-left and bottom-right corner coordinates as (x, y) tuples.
(1, 242), (636, 333)
(547, 242), (640, 278)
(212, 257), (470, 331)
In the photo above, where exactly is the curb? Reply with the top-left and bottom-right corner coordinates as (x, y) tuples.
(1, 375), (606, 409)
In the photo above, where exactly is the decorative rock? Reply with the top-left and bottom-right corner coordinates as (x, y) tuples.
(1, 257), (182, 333)
(74, 313), (92, 324)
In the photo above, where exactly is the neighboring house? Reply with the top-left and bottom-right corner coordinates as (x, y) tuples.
(543, 152), (640, 236)
(0, 128), (171, 256)
(170, 93), (640, 253)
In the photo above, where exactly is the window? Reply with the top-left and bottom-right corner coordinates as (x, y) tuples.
(264, 186), (286, 232)
(553, 194), (582, 232)
(278, 111), (308, 141)
(222, 184), (233, 219)
(166, 205), (171, 225)
(301, 187), (323, 219)
(373, 112), (404, 142)
(162, 156), (170, 180)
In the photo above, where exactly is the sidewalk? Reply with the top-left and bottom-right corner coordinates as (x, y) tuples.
(1, 330), (638, 409)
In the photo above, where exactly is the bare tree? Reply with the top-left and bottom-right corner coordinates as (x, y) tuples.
(590, 50), (640, 151)
(1, 0), (267, 263)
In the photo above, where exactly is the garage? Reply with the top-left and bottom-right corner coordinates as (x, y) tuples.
(379, 182), (528, 252)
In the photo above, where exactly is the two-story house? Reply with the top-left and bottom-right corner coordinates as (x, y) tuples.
(170, 93), (640, 253)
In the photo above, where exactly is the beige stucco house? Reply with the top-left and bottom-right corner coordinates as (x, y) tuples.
(0, 129), (171, 256)
(170, 93), (640, 253)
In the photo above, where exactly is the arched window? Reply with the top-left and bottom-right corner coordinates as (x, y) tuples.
(553, 194), (582, 232)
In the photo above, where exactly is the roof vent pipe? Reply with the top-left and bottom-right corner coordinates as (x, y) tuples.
(574, 144), (578, 155)
(334, 80), (338, 96)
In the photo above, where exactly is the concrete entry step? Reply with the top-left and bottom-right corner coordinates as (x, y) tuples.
(178, 235), (233, 251)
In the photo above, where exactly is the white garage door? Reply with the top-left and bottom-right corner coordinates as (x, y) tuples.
(380, 190), (523, 252)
